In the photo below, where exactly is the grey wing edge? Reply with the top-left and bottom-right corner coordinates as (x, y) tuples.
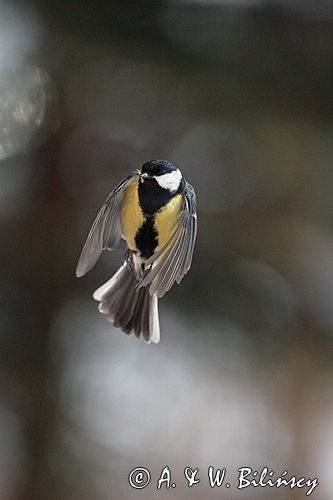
(76, 170), (140, 277)
(140, 181), (197, 298)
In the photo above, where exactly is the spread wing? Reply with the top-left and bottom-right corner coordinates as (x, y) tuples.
(140, 182), (197, 298)
(76, 170), (139, 277)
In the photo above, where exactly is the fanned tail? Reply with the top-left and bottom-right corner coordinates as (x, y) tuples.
(92, 263), (160, 344)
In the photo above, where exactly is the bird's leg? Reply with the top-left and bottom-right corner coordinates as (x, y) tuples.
(124, 248), (135, 272)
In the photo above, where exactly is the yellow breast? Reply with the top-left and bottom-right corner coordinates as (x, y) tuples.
(154, 193), (184, 249)
(121, 177), (144, 251)
(121, 179), (184, 254)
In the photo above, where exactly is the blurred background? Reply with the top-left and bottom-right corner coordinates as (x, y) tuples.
(1, 0), (333, 498)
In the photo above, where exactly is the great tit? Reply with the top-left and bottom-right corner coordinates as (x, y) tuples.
(76, 159), (197, 344)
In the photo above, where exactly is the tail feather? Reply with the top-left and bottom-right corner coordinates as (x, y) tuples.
(93, 263), (160, 344)
(112, 273), (138, 325)
(113, 285), (137, 331)
(132, 287), (147, 339)
(149, 295), (160, 344)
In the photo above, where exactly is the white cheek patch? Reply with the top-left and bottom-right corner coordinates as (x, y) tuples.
(154, 169), (182, 192)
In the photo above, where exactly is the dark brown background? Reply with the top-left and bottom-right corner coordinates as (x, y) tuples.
(1, 1), (333, 499)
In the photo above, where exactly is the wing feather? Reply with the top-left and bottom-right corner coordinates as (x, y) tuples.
(76, 170), (139, 277)
(140, 182), (197, 298)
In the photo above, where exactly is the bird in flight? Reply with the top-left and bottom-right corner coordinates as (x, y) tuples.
(76, 159), (197, 344)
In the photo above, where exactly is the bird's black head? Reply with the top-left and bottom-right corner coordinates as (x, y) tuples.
(139, 159), (184, 214)
(140, 159), (183, 192)
(141, 159), (179, 177)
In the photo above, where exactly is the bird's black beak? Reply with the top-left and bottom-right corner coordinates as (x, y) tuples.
(141, 172), (153, 180)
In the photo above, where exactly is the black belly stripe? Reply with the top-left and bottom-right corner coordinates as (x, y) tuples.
(135, 215), (158, 259)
